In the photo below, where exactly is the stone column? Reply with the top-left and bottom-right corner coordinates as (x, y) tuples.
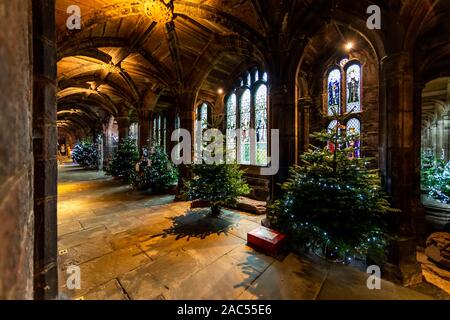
(137, 109), (152, 153)
(32, 0), (58, 300)
(270, 84), (297, 198)
(166, 108), (177, 155)
(174, 91), (196, 199)
(117, 116), (130, 143)
(298, 97), (312, 154)
(381, 52), (423, 286)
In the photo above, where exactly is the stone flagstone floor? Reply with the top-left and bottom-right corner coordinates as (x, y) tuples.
(57, 164), (439, 300)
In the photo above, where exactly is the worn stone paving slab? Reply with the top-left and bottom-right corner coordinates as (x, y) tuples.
(182, 233), (246, 267)
(227, 218), (262, 241)
(239, 254), (329, 300)
(119, 249), (204, 300)
(81, 279), (129, 300)
(167, 254), (261, 300)
(227, 245), (275, 273)
(58, 239), (114, 269)
(58, 220), (83, 236)
(119, 269), (169, 300)
(60, 246), (150, 298)
(316, 262), (433, 300)
(58, 225), (110, 249)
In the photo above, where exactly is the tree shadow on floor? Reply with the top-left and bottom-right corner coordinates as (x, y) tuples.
(154, 209), (238, 240)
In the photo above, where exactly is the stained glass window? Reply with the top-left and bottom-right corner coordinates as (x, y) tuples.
(240, 89), (251, 164)
(200, 103), (208, 130)
(327, 68), (341, 116)
(153, 116), (160, 146)
(226, 68), (269, 167)
(327, 120), (339, 153)
(195, 103), (209, 162)
(346, 64), (361, 113)
(175, 113), (180, 130)
(346, 118), (361, 158)
(255, 85), (268, 166)
(162, 116), (167, 151)
(226, 94), (237, 162)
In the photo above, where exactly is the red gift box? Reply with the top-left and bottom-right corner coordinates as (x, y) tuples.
(247, 226), (286, 257)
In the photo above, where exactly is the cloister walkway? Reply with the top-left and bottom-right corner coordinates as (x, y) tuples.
(57, 163), (433, 300)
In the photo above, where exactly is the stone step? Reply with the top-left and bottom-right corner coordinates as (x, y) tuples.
(191, 196), (267, 215)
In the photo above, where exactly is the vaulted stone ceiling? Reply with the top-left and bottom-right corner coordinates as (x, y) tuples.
(55, 0), (450, 135)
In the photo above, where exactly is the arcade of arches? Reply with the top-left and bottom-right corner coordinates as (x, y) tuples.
(1, 0), (450, 300)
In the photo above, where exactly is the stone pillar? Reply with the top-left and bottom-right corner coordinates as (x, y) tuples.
(270, 84), (297, 198)
(166, 108), (177, 154)
(381, 52), (423, 286)
(32, 0), (58, 299)
(137, 109), (152, 152)
(298, 97), (312, 154)
(117, 116), (130, 143)
(174, 91), (196, 198)
(0, 0), (35, 300)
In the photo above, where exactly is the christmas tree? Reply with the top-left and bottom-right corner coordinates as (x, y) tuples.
(186, 115), (250, 215)
(105, 138), (139, 183)
(187, 162), (250, 215)
(269, 114), (399, 262)
(421, 149), (450, 204)
(131, 146), (179, 193)
(72, 141), (99, 169)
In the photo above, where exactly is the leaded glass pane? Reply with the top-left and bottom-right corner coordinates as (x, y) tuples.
(200, 103), (208, 130)
(226, 94), (237, 162)
(254, 70), (259, 82)
(240, 89), (251, 164)
(262, 72), (268, 82)
(347, 118), (361, 158)
(328, 69), (341, 116)
(346, 64), (361, 113)
(255, 85), (268, 166)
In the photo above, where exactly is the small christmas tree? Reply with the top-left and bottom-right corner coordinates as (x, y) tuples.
(105, 138), (139, 183)
(132, 146), (179, 193)
(269, 114), (399, 262)
(421, 149), (450, 204)
(187, 163), (250, 215)
(72, 141), (99, 169)
(186, 115), (250, 215)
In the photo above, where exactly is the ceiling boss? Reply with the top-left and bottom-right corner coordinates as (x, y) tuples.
(141, 0), (174, 24)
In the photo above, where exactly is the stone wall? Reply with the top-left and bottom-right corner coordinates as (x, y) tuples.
(0, 1), (34, 299)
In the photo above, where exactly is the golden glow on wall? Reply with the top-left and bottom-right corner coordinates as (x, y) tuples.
(142, 0), (174, 24)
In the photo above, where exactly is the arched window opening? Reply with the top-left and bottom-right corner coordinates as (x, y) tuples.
(226, 94), (237, 163)
(255, 85), (268, 166)
(153, 114), (167, 151)
(327, 68), (341, 116)
(226, 68), (269, 167)
(325, 59), (363, 158)
(240, 89), (251, 165)
(195, 103), (211, 162)
(346, 63), (361, 113)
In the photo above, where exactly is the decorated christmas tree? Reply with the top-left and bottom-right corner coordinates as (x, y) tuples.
(131, 145), (178, 193)
(186, 116), (250, 215)
(72, 141), (99, 169)
(269, 114), (399, 262)
(105, 138), (139, 183)
(421, 149), (450, 204)
(187, 163), (250, 215)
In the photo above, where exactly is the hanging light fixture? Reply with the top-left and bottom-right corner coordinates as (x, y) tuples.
(142, 0), (174, 24)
